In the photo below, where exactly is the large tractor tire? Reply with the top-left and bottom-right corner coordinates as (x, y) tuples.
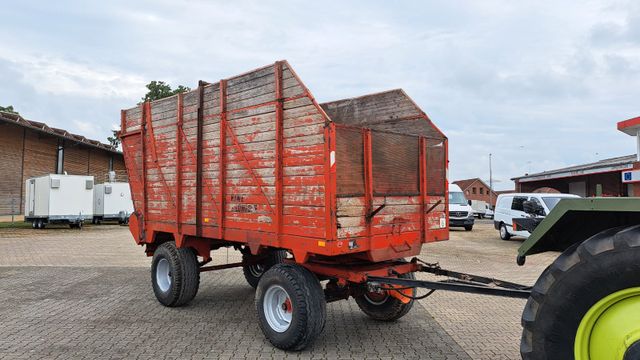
(151, 241), (200, 307)
(521, 225), (640, 360)
(242, 249), (287, 289)
(255, 263), (326, 351)
(355, 272), (416, 321)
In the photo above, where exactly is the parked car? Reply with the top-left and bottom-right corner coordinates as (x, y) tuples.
(449, 184), (475, 231)
(493, 192), (580, 240)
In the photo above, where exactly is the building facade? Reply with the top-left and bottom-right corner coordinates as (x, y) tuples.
(453, 178), (498, 206)
(512, 155), (634, 197)
(0, 111), (126, 216)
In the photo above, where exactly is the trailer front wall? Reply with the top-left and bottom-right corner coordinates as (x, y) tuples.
(121, 62), (332, 258)
(334, 126), (447, 261)
(326, 90), (448, 261)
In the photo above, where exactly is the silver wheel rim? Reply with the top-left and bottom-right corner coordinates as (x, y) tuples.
(156, 258), (172, 293)
(249, 264), (264, 278)
(500, 226), (506, 238)
(364, 292), (389, 305)
(263, 285), (292, 333)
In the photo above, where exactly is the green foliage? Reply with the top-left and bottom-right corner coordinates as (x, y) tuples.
(107, 129), (120, 148)
(140, 81), (191, 103)
(0, 105), (18, 114)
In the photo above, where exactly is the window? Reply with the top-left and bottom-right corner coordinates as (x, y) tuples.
(480, 188), (484, 195)
(511, 196), (527, 211)
(529, 197), (546, 215)
(498, 196), (512, 209)
(472, 187), (477, 194)
(56, 144), (64, 174)
(109, 156), (114, 172)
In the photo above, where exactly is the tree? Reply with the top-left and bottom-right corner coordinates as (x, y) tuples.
(107, 129), (120, 148)
(0, 105), (18, 114)
(140, 81), (191, 103)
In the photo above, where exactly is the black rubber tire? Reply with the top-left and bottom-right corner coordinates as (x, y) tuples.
(499, 223), (511, 240)
(355, 272), (416, 321)
(464, 225), (473, 231)
(151, 242), (200, 307)
(256, 263), (326, 351)
(243, 250), (287, 289)
(521, 225), (640, 359)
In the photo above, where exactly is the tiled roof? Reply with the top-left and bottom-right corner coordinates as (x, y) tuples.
(0, 111), (120, 154)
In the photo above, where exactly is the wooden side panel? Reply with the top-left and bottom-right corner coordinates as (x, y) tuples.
(121, 61), (329, 243)
(336, 196), (422, 239)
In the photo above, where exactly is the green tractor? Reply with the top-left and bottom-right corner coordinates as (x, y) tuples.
(515, 197), (640, 359)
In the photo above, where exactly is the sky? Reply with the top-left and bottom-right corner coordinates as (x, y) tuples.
(1, 1), (639, 190)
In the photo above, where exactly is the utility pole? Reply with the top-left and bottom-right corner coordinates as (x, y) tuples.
(489, 153), (493, 209)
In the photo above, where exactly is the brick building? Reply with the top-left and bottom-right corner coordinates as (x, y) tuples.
(0, 111), (126, 216)
(512, 155), (634, 197)
(453, 178), (498, 206)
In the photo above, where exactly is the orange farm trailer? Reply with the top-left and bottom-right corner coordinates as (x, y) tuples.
(120, 61), (530, 350)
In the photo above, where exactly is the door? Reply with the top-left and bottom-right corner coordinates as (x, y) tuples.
(569, 181), (587, 197)
(510, 196), (530, 237)
(28, 179), (35, 216)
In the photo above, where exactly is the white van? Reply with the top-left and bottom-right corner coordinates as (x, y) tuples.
(449, 184), (475, 231)
(494, 193), (580, 240)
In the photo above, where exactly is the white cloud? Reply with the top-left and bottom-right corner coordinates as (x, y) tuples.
(0, 51), (146, 99)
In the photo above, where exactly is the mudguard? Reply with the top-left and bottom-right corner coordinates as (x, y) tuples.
(518, 198), (640, 258)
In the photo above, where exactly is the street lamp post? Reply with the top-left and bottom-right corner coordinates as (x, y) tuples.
(489, 153), (493, 208)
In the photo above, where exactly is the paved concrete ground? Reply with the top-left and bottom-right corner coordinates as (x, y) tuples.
(0, 221), (558, 359)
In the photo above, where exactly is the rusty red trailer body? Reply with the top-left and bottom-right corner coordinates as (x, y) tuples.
(120, 60), (448, 280)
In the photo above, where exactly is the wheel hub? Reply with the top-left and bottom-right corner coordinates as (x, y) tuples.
(156, 258), (172, 293)
(575, 287), (640, 360)
(263, 285), (292, 333)
(364, 291), (389, 305)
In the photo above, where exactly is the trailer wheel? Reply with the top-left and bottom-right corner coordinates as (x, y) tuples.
(464, 225), (473, 231)
(256, 263), (326, 351)
(355, 272), (416, 321)
(243, 250), (287, 289)
(521, 225), (640, 360)
(151, 242), (200, 307)
(499, 223), (511, 240)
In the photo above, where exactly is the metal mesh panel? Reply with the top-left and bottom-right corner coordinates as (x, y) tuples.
(372, 132), (419, 195)
(336, 127), (364, 196)
(426, 138), (445, 196)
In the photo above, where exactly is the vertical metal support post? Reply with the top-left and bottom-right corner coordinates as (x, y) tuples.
(176, 93), (184, 233)
(324, 123), (337, 242)
(274, 61), (284, 244)
(444, 138), (449, 229)
(363, 129), (373, 238)
(218, 80), (227, 240)
(196, 82), (205, 239)
(419, 137), (427, 242)
(141, 102), (149, 239)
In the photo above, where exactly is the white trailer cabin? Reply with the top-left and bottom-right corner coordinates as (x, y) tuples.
(93, 182), (133, 224)
(24, 174), (94, 228)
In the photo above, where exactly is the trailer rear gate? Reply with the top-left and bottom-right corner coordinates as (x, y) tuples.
(120, 61), (447, 264)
